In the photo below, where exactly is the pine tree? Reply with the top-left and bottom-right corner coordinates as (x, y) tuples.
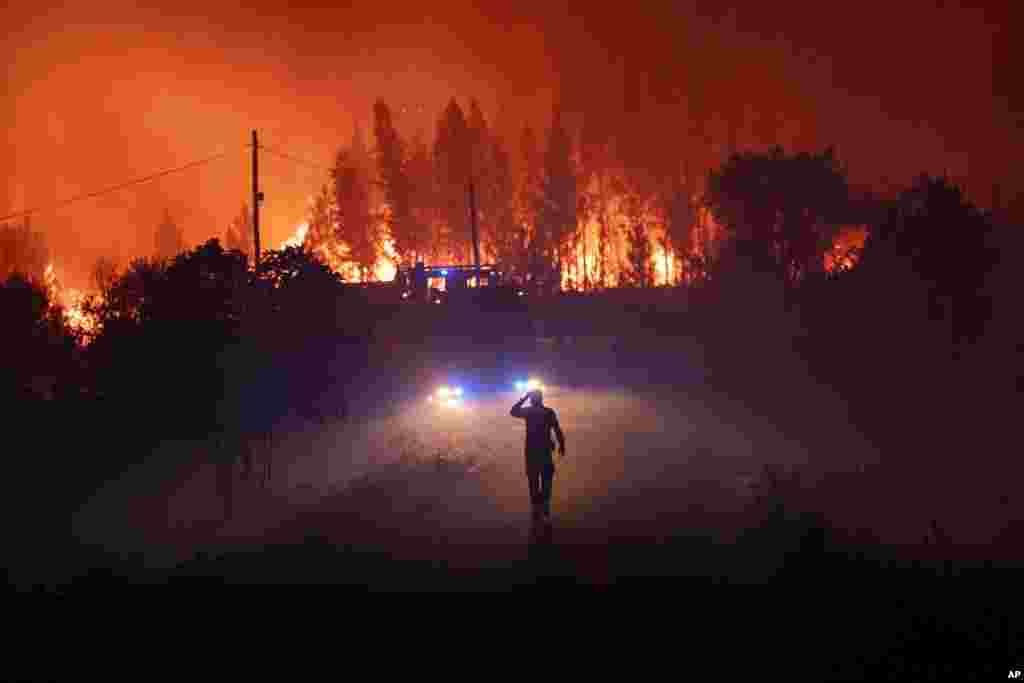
(538, 103), (576, 291)
(517, 124), (542, 284)
(624, 192), (653, 288)
(333, 147), (376, 281)
(486, 133), (519, 272)
(663, 173), (697, 283)
(579, 119), (617, 289)
(305, 185), (335, 258)
(433, 98), (471, 262)
(406, 132), (435, 263)
(374, 99), (414, 265)
(466, 99), (495, 264)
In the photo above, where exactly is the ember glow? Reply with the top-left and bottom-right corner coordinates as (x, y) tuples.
(44, 263), (101, 339)
(279, 218), (397, 283)
(280, 223), (309, 250)
(825, 226), (868, 272)
(559, 200), (721, 290)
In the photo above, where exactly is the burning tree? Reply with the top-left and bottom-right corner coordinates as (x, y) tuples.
(434, 98), (472, 262)
(374, 100), (416, 265)
(406, 132), (437, 264)
(621, 190), (654, 288)
(537, 103), (577, 290)
(333, 146), (378, 281)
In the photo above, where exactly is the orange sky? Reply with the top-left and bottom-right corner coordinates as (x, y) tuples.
(2, 0), (1015, 287)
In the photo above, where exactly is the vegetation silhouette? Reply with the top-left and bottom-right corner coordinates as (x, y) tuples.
(2, 130), (1017, 653)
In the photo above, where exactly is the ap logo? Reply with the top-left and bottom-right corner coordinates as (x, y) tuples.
(1009, 671), (1022, 679)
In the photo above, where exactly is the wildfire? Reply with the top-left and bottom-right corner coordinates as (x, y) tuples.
(278, 217), (398, 283)
(376, 234), (397, 282)
(559, 198), (718, 290)
(825, 226), (867, 272)
(44, 263), (101, 340)
(280, 222), (309, 250)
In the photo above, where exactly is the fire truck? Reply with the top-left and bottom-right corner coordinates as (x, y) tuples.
(394, 262), (513, 304)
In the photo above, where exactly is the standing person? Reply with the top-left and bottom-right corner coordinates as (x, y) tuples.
(510, 389), (566, 523)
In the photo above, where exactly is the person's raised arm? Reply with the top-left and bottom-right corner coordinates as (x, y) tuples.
(510, 393), (531, 418)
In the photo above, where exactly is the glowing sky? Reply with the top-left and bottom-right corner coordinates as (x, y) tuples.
(2, 0), (1014, 287)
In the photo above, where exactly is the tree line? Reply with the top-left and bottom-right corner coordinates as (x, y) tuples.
(274, 97), (997, 298)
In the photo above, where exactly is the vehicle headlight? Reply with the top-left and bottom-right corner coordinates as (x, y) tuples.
(437, 386), (450, 398)
(526, 378), (542, 391)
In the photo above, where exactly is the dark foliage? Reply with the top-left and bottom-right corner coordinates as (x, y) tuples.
(705, 147), (851, 286)
(1, 271), (77, 401)
(857, 174), (1001, 345)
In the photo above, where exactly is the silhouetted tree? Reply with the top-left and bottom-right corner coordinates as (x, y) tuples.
(374, 100), (414, 265)
(622, 191), (653, 287)
(333, 147), (377, 280)
(466, 100), (494, 245)
(153, 239), (247, 328)
(406, 132), (436, 263)
(1, 271), (75, 400)
(90, 240), (246, 433)
(578, 123), (617, 289)
(538, 103), (576, 290)
(662, 172), (699, 284)
(90, 256), (118, 301)
(859, 175), (1000, 343)
(434, 98), (472, 262)
(705, 147), (850, 286)
(99, 257), (166, 324)
(516, 124), (542, 283)
(305, 183), (335, 258)
(485, 133), (520, 274)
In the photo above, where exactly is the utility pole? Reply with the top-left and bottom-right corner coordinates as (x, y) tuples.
(252, 129), (263, 267)
(468, 180), (481, 287)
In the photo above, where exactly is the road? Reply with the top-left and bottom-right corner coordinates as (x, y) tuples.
(66, 338), (915, 584)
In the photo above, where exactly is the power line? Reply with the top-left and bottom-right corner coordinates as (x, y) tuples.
(0, 148), (242, 224)
(260, 145), (335, 173)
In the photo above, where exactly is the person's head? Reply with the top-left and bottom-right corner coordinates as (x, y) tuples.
(530, 389), (544, 406)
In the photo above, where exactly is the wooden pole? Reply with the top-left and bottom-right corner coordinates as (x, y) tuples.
(252, 130), (262, 266)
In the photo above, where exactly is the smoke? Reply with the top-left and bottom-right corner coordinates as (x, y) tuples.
(3, 1), (1011, 287)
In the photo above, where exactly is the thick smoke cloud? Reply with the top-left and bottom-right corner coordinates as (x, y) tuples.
(2, 0), (1013, 287)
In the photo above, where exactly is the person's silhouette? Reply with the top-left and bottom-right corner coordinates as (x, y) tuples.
(510, 389), (565, 523)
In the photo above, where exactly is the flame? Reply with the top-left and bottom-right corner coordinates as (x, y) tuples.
(280, 222), (309, 250)
(44, 262), (101, 340)
(825, 226), (867, 272)
(278, 215), (398, 283)
(374, 234), (397, 282)
(558, 197), (715, 290)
